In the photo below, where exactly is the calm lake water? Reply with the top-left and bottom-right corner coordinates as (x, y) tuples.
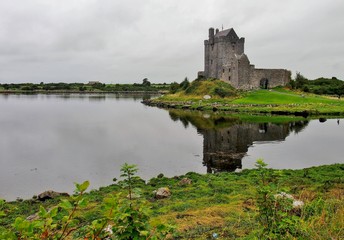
(0, 94), (343, 200)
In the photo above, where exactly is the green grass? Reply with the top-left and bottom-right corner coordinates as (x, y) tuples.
(148, 82), (344, 116)
(233, 89), (339, 104)
(171, 78), (237, 99)
(1, 164), (344, 239)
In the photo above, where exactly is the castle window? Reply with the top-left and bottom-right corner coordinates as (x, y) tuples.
(211, 60), (213, 64)
(228, 76), (231, 81)
(223, 69), (225, 73)
(228, 68), (231, 72)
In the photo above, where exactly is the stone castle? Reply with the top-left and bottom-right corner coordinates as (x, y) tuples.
(198, 27), (291, 89)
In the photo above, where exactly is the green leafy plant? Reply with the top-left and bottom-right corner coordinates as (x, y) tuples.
(10, 181), (89, 239)
(119, 163), (141, 201)
(255, 159), (303, 239)
(113, 163), (173, 240)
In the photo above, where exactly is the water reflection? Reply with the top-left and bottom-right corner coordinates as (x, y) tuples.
(0, 94), (342, 200)
(169, 110), (309, 173)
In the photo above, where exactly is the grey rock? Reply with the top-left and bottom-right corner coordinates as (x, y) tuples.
(153, 187), (171, 199)
(37, 190), (69, 201)
(274, 192), (304, 209)
(179, 178), (192, 185)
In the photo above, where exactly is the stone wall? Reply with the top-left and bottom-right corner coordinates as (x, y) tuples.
(236, 54), (252, 89)
(250, 69), (291, 89)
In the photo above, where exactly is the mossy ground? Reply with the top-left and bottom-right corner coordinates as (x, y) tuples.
(2, 164), (343, 239)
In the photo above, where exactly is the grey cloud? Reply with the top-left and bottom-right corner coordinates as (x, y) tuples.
(0, 0), (343, 83)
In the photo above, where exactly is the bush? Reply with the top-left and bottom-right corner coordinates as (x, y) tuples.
(255, 160), (304, 239)
(179, 77), (190, 90)
(142, 78), (151, 87)
(213, 87), (231, 98)
(169, 82), (180, 94)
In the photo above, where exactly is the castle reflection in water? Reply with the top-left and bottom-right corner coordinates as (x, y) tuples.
(169, 110), (309, 173)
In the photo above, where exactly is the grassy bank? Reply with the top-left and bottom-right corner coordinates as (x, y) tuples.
(144, 79), (344, 116)
(1, 164), (343, 239)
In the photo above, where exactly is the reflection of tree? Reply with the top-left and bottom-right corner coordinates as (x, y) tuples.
(288, 121), (309, 134)
(168, 110), (309, 173)
(168, 110), (239, 130)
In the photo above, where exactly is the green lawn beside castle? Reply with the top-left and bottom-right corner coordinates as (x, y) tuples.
(233, 88), (335, 104)
(148, 80), (344, 116)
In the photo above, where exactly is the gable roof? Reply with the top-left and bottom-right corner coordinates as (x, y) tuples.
(214, 28), (239, 39)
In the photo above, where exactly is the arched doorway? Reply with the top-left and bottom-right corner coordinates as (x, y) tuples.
(260, 78), (269, 89)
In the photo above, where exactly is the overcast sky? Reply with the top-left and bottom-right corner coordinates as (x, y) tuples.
(0, 0), (343, 84)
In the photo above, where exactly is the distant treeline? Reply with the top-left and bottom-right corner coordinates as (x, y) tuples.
(290, 73), (344, 97)
(0, 79), (170, 93)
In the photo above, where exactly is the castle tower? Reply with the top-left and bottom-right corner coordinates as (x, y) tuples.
(199, 27), (291, 90)
(203, 28), (245, 87)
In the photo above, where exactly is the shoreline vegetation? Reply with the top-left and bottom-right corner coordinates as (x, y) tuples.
(1, 163), (343, 239)
(142, 77), (344, 117)
(0, 81), (170, 94)
(1, 74), (344, 117)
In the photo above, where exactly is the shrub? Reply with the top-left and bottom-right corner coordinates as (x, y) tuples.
(213, 87), (231, 98)
(179, 77), (190, 90)
(169, 82), (180, 94)
(255, 160), (304, 239)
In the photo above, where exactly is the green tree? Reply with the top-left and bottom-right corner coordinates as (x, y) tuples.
(142, 78), (151, 86)
(179, 77), (190, 90)
(295, 72), (308, 89)
(335, 84), (344, 99)
(169, 82), (180, 94)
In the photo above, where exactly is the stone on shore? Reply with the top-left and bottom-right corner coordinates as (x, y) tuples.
(37, 190), (69, 201)
(179, 177), (192, 185)
(153, 187), (171, 199)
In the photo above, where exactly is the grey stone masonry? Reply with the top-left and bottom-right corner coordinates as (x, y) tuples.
(199, 27), (291, 90)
